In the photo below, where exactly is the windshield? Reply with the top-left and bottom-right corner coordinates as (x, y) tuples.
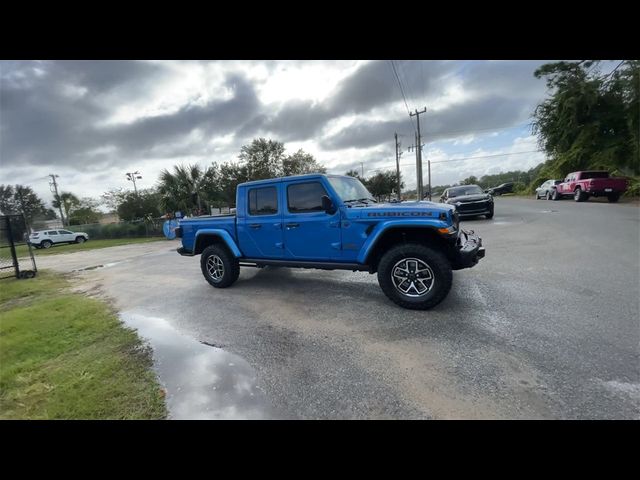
(448, 185), (483, 197)
(328, 176), (375, 203)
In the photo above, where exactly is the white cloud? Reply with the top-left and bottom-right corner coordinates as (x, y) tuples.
(1, 60), (556, 202)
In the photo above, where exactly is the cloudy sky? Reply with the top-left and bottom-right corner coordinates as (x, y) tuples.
(0, 60), (618, 208)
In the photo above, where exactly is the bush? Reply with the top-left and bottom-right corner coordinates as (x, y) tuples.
(68, 220), (164, 240)
(624, 176), (640, 197)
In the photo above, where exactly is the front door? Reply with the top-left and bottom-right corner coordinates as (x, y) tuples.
(282, 180), (341, 261)
(58, 230), (74, 242)
(237, 185), (284, 258)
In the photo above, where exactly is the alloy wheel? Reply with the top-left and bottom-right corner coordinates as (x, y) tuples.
(391, 257), (434, 297)
(206, 255), (225, 281)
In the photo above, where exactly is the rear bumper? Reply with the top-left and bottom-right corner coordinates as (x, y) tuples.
(584, 189), (623, 196)
(450, 229), (485, 270)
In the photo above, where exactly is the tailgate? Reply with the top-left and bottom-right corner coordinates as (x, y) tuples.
(590, 178), (627, 190)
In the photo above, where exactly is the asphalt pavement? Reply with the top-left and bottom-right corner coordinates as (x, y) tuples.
(35, 196), (640, 419)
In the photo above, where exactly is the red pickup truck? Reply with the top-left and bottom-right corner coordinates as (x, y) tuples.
(551, 171), (628, 202)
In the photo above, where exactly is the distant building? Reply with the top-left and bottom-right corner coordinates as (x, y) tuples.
(98, 213), (119, 224)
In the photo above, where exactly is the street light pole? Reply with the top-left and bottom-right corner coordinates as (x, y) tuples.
(126, 171), (142, 195)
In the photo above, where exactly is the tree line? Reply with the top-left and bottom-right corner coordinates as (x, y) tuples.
(530, 60), (639, 195)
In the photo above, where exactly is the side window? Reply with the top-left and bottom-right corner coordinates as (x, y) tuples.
(58, 230), (71, 235)
(287, 182), (328, 213)
(47, 231), (58, 236)
(248, 187), (278, 215)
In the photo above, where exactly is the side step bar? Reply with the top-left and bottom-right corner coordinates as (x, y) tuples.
(241, 258), (370, 272)
(178, 248), (369, 272)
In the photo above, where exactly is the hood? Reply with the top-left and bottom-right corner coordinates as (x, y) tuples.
(347, 200), (455, 219)
(445, 193), (491, 204)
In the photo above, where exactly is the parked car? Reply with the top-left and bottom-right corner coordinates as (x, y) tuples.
(175, 174), (485, 310)
(552, 171), (628, 202)
(29, 229), (89, 249)
(440, 185), (494, 219)
(484, 182), (513, 196)
(535, 179), (562, 200)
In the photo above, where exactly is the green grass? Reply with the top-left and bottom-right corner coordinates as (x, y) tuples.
(15, 237), (165, 258)
(0, 271), (167, 419)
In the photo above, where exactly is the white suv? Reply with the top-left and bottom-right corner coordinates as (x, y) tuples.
(29, 229), (90, 249)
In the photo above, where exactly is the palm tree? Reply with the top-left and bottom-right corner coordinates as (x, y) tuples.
(51, 192), (80, 226)
(157, 164), (207, 216)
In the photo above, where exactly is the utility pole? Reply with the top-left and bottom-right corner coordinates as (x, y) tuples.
(48, 174), (65, 226)
(394, 133), (402, 201)
(409, 107), (427, 200)
(408, 137), (426, 201)
(360, 162), (364, 178)
(427, 157), (432, 201)
(126, 171), (142, 195)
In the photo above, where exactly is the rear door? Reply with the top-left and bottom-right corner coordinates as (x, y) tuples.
(282, 179), (341, 261)
(237, 184), (284, 258)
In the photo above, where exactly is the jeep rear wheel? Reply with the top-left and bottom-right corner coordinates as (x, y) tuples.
(41, 240), (53, 249)
(552, 189), (560, 201)
(377, 243), (452, 310)
(607, 193), (620, 203)
(200, 244), (240, 288)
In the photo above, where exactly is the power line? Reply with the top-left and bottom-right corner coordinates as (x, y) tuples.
(399, 61), (417, 112)
(423, 122), (532, 139)
(366, 149), (543, 172)
(389, 60), (417, 132)
(431, 149), (542, 163)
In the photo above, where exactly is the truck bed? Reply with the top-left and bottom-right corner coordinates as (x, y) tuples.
(178, 215), (237, 253)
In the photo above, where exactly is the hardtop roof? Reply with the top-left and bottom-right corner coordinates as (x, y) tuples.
(238, 173), (348, 188)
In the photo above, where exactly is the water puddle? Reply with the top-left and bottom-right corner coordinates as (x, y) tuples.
(73, 261), (121, 272)
(120, 311), (280, 419)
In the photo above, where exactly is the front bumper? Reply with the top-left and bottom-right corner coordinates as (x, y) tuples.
(450, 229), (485, 270)
(454, 201), (493, 217)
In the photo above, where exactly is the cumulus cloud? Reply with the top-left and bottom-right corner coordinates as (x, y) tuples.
(0, 59), (552, 205)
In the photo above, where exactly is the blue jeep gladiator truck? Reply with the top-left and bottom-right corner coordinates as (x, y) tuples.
(176, 174), (485, 310)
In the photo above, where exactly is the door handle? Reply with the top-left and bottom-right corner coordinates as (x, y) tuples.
(285, 223), (300, 229)
(249, 224), (262, 229)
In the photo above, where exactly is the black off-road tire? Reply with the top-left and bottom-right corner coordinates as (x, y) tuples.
(546, 191), (552, 200)
(485, 206), (494, 219)
(200, 244), (240, 288)
(574, 187), (588, 202)
(75, 236), (86, 244)
(377, 243), (452, 310)
(607, 193), (620, 203)
(41, 240), (53, 249)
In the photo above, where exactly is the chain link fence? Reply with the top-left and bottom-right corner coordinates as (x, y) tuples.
(0, 215), (37, 279)
(63, 218), (166, 240)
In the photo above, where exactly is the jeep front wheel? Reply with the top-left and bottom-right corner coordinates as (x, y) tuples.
(377, 243), (452, 310)
(574, 187), (588, 202)
(200, 244), (240, 288)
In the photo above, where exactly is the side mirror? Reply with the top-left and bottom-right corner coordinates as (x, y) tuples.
(321, 195), (336, 214)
